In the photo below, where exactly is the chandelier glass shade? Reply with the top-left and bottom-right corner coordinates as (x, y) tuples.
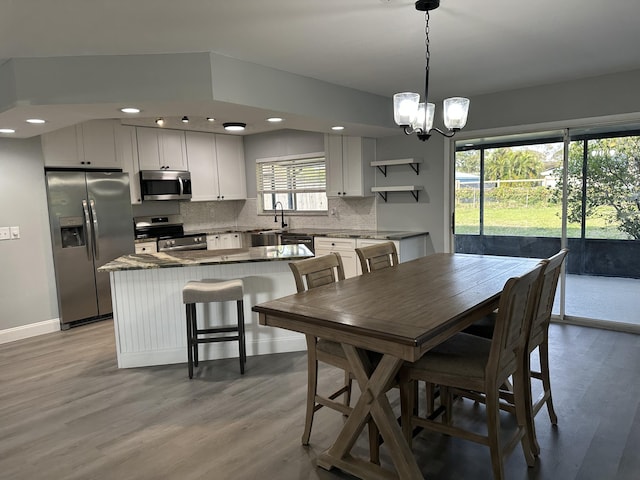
(393, 1), (470, 141)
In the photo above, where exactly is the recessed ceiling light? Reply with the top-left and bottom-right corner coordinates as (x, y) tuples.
(267, 117), (283, 123)
(120, 107), (141, 114)
(223, 122), (246, 132)
(331, 125), (345, 131)
(26, 118), (46, 124)
(181, 116), (189, 123)
(0, 128), (16, 134)
(155, 118), (165, 126)
(206, 117), (215, 122)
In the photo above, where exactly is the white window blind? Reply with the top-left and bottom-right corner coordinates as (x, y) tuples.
(256, 154), (327, 212)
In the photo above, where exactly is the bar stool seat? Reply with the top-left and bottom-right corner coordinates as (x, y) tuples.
(183, 278), (246, 379)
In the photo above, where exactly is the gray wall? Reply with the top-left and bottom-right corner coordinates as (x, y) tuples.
(0, 138), (58, 330)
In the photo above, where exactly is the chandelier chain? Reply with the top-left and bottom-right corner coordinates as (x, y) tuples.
(425, 11), (430, 70)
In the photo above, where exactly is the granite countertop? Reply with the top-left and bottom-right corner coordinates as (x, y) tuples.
(185, 226), (429, 241)
(98, 244), (314, 272)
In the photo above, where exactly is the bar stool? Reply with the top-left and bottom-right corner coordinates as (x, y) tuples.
(182, 278), (247, 379)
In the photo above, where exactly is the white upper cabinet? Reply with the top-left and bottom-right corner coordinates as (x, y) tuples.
(115, 125), (142, 204)
(214, 134), (246, 200)
(325, 134), (375, 197)
(42, 120), (119, 169)
(136, 127), (187, 171)
(185, 131), (246, 201)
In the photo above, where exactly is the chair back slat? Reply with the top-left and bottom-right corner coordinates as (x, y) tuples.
(355, 242), (399, 274)
(488, 262), (546, 384)
(289, 253), (346, 293)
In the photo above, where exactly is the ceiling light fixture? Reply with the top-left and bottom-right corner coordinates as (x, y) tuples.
(331, 126), (345, 131)
(155, 118), (165, 126)
(0, 128), (16, 134)
(26, 118), (46, 124)
(181, 116), (189, 123)
(267, 117), (283, 123)
(206, 117), (215, 122)
(393, 0), (469, 142)
(223, 122), (246, 132)
(120, 107), (141, 114)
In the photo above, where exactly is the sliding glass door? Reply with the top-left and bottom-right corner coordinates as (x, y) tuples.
(453, 129), (640, 329)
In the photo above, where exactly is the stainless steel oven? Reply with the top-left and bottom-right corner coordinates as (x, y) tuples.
(135, 215), (207, 252)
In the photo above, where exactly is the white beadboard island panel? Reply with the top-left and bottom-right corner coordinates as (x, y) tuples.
(110, 260), (304, 368)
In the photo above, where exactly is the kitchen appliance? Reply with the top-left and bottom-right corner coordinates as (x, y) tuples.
(134, 216), (207, 252)
(140, 170), (192, 201)
(280, 233), (315, 253)
(46, 171), (135, 329)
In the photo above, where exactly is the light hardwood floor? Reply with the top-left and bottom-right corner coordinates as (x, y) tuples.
(1, 320), (639, 479)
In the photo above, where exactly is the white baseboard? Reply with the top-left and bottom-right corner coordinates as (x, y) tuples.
(0, 318), (60, 345)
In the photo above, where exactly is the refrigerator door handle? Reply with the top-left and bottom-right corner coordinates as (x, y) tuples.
(82, 200), (93, 261)
(90, 199), (100, 260)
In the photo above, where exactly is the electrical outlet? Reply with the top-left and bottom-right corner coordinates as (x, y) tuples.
(10, 226), (20, 239)
(0, 227), (10, 240)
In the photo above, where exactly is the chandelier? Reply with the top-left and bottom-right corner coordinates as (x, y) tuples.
(393, 0), (470, 142)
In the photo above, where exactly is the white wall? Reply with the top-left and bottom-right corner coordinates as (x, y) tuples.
(0, 137), (58, 336)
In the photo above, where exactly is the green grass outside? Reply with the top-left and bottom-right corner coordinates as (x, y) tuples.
(454, 204), (631, 239)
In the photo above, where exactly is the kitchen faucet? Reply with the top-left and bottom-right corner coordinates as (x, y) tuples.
(273, 201), (288, 229)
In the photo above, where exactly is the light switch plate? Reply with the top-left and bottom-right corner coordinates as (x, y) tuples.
(10, 226), (20, 239)
(0, 227), (10, 240)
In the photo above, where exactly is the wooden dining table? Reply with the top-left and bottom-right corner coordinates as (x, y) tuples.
(252, 253), (541, 480)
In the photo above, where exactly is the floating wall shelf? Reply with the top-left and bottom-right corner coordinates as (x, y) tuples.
(370, 158), (422, 176)
(371, 185), (423, 202)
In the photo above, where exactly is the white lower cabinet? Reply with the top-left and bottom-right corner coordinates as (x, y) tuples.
(134, 241), (157, 254)
(207, 233), (243, 250)
(313, 237), (359, 278)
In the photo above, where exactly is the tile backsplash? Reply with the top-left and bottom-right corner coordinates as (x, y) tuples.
(180, 197), (376, 231)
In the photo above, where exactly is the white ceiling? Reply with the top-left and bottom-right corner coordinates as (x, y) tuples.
(2, 0), (640, 138)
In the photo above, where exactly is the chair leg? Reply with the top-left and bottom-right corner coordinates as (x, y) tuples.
(425, 381), (435, 415)
(513, 369), (537, 465)
(344, 370), (353, 411)
(237, 300), (246, 375)
(368, 421), (380, 465)
(539, 341), (558, 425)
(302, 335), (318, 446)
(186, 304), (194, 379)
(191, 305), (199, 367)
(485, 389), (506, 480)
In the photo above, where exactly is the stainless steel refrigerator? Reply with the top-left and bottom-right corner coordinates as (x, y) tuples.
(46, 171), (134, 329)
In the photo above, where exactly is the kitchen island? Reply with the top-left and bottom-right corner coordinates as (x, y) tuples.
(99, 244), (313, 368)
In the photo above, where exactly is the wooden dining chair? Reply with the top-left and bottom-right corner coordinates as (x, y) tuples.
(463, 249), (568, 454)
(399, 262), (545, 480)
(288, 253), (354, 446)
(355, 241), (399, 274)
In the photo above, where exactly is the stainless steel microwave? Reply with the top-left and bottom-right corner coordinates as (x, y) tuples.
(140, 170), (192, 201)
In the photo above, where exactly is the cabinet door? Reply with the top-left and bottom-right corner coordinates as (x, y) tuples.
(215, 134), (247, 200)
(206, 234), (221, 250)
(135, 241), (157, 254)
(325, 134), (345, 197)
(80, 120), (119, 169)
(186, 132), (220, 201)
(219, 233), (242, 249)
(42, 125), (81, 167)
(116, 125), (142, 204)
(136, 127), (162, 170)
(342, 136), (374, 197)
(160, 129), (187, 170)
